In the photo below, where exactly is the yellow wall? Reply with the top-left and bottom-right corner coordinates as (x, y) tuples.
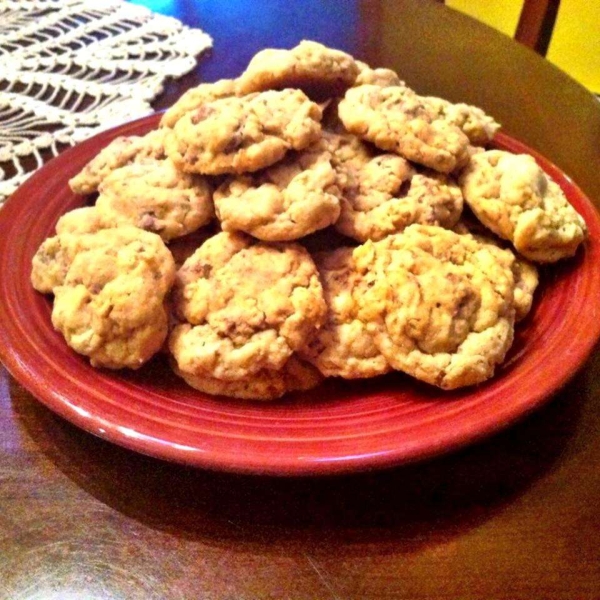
(447, 0), (600, 92)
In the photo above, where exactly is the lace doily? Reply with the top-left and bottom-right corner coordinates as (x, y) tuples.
(0, 0), (213, 206)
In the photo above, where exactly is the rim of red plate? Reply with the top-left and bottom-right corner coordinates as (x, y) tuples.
(0, 113), (599, 476)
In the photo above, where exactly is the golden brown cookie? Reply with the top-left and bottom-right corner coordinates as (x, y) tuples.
(31, 225), (173, 295)
(353, 224), (517, 389)
(300, 247), (390, 379)
(237, 40), (359, 101)
(420, 96), (500, 146)
(453, 215), (539, 322)
(95, 159), (213, 241)
(160, 79), (238, 128)
(459, 150), (588, 262)
(50, 227), (175, 369)
(173, 356), (323, 401)
(338, 84), (471, 173)
(213, 145), (341, 241)
(170, 232), (327, 381)
(165, 89), (322, 175)
(55, 207), (109, 236)
(354, 60), (403, 88)
(69, 129), (167, 195)
(322, 132), (463, 241)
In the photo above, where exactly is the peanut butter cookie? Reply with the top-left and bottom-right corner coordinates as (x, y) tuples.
(323, 132), (463, 241)
(160, 79), (238, 128)
(55, 207), (109, 236)
(50, 227), (175, 369)
(69, 128), (167, 195)
(354, 60), (403, 88)
(422, 96), (500, 146)
(173, 356), (323, 401)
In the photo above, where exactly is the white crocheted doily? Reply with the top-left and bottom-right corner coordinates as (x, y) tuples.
(0, 0), (213, 206)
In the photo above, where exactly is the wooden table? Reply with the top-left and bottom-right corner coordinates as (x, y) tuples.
(2, 1), (599, 598)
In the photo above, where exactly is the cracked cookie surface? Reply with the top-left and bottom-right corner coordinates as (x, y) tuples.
(214, 144), (341, 241)
(50, 227), (175, 369)
(323, 132), (463, 241)
(459, 150), (587, 262)
(353, 224), (517, 389)
(338, 84), (471, 173)
(453, 215), (539, 322)
(237, 40), (359, 101)
(354, 60), (403, 88)
(160, 79), (238, 128)
(69, 129), (167, 195)
(165, 89), (322, 175)
(300, 247), (390, 379)
(170, 232), (326, 381)
(96, 159), (213, 241)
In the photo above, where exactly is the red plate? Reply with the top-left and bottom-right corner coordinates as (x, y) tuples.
(1, 114), (599, 475)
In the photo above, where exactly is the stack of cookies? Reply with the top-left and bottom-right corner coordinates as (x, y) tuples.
(31, 40), (588, 400)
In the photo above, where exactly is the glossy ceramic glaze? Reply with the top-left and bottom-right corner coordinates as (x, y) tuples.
(1, 114), (599, 475)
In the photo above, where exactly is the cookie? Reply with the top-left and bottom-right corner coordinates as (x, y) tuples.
(50, 227), (175, 369)
(173, 355), (323, 401)
(354, 60), (403, 88)
(453, 215), (539, 322)
(422, 96), (500, 146)
(325, 133), (463, 241)
(213, 145), (341, 241)
(96, 159), (213, 241)
(32, 227), (114, 294)
(31, 225), (172, 295)
(69, 129), (167, 195)
(353, 224), (517, 389)
(32, 235), (81, 294)
(459, 150), (588, 262)
(160, 79), (238, 128)
(165, 89), (322, 175)
(300, 247), (390, 379)
(55, 207), (109, 236)
(170, 232), (327, 381)
(511, 258), (539, 322)
(338, 84), (471, 173)
(237, 40), (359, 101)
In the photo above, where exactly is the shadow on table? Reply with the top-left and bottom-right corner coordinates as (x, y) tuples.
(11, 352), (593, 557)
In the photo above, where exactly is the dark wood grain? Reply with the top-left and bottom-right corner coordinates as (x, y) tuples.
(2, 1), (600, 598)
